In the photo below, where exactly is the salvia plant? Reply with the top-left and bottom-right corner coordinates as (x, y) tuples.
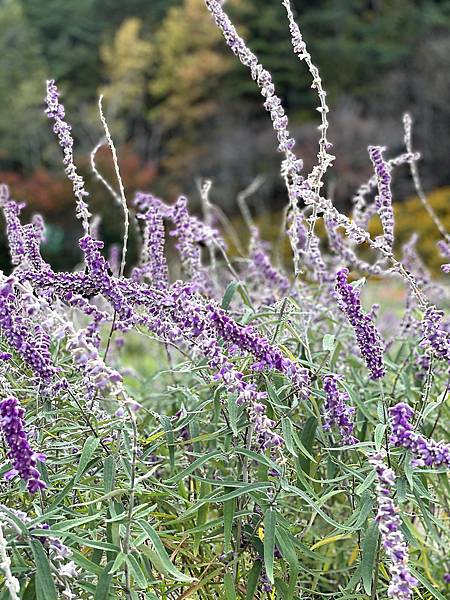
(0, 1), (449, 599)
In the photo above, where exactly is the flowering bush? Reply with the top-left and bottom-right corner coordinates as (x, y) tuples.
(0, 2), (449, 599)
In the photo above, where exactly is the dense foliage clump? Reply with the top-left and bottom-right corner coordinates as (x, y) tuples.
(0, 2), (449, 599)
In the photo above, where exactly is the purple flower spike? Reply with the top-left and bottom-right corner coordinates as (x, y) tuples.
(369, 451), (418, 600)
(390, 402), (450, 469)
(368, 146), (395, 250)
(132, 204), (169, 289)
(45, 80), (91, 232)
(0, 396), (46, 494)
(322, 374), (357, 446)
(334, 268), (385, 379)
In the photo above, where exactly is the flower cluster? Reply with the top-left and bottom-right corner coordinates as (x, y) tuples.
(247, 226), (290, 305)
(420, 305), (450, 366)
(0, 276), (57, 383)
(322, 374), (357, 446)
(369, 451), (418, 600)
(0, 397), (46, 494)
(390, 403), (450, 468)
(437, 240), (450, 274)
(334, 268), (385, 379)
(206, 303), (311, 396)
(132, 204), (168, 289)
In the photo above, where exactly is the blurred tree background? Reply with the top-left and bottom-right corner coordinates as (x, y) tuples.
(0, 0), (449, 271)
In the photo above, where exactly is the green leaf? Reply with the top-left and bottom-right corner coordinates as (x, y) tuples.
(245, 562), (262, 600)
(94, 560), (114, 600)
(297, 417), (317, 474)
(165, 450), (222, 484)
(109, 551), (126, 574)
(126, 554), (148, 589)
(281, 418), (297, 457)
(361, 522), (378, 595)
(224, 571), (237, 600)
(221, 281), (238, 310)
(264, 508), (276, 584)
(70, 549), (103, 575)
(75, 436), (100, 483)
(227, 394), (240, 435)
(159, 415), (175, 472)
(322, 334), (336, 353)
(275, 527), (298, 571)
(410, 569), (447, 600)
(30, 539), (58, 600)
(374, 423), (386, 451)
(104, 456), (115, 494)
(137, 520), (194, 582)
(223, 498), (234, 553)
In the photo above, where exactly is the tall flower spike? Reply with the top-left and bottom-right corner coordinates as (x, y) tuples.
(247, 226), (290, 306)
(390, 402), (450, 468)
(334, 268), (385, 379)
(0, 396), (46, 494)
(322, 374), (357, 446)
(369, 451), (418, 600)
(368, 146), (395, 251)
(132, 205), (169, 289)
(281, 0), (335, 193)
(204, 0), (308, 271)
(45, 80), (91, 233)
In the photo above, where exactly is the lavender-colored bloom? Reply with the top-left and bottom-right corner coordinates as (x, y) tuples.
(368, 146), (395, 250)
(204, 0), (299, 168)
(45, 80), (91, 232)
(132, 205), (168, 288)
(169, 195), (223, 292)
(282, 0), (335, 192)
(259, 568), (273, 593)
(306, 232), (331, 283)
(247, 226), (290, 305)
(324, 213), (378, 275)
(334, 268), (385, 379)
(444, 573), (450, 584)
(437, 240), (450, 274)
(420, 306), (450, 365)
(369, 451), (418, 600)
(390, 403), (450, 469)
(414, 352), (430, 381)
(322, 375), (357, 446)
(0, 187), (26, 266)
(0, 277), (57, 383)
(0, 397), (46, 494)
(437, 240), (450, 258)
(204, 0), (307, 265)
(206, 302), (311, 397)
(401, 235), (431, 288)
